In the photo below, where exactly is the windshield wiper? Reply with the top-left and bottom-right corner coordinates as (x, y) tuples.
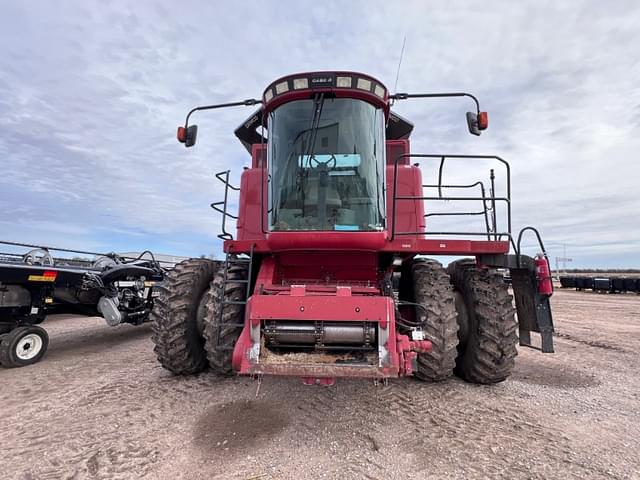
(296, 93), (325, 216)
(301, 93), (325, 164)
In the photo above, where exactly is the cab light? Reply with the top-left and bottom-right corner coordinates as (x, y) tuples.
(374, 84), (385, 98)
(275, 81), (289, 94)
(293, 78), (308, 89)
(264, 89), (274, 102)
(357, 78), (372, 91)
(337, 76), (352, 88)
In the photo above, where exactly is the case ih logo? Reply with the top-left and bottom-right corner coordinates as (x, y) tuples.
(310, 76), (334, 86)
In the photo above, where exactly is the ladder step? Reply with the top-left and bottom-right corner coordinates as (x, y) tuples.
(216, 245), (254, 347)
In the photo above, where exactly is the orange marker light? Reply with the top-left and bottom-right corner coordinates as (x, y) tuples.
(177, 126), (187, 143)
(478, 112), (489, 130)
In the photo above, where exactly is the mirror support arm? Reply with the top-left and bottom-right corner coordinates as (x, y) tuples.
(184, 99), (263, 128)
(389, 92), (481, 115)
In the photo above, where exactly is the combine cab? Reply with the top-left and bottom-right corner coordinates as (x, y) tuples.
(152, 71), (554, 384)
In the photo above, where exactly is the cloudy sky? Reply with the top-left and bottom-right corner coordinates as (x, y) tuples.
(1, 1), (638, 267)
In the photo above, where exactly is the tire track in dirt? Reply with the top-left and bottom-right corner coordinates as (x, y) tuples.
(197, 372), (624, 480)
(554, 331), (628, 352)
(261, 377), (607, 479)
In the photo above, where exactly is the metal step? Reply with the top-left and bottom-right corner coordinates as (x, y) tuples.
(214, 245), (254, 348)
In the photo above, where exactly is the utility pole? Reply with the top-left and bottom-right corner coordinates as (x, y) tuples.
(555, 244), (573, 279)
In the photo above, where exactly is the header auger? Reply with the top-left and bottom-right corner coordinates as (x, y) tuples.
(152, 71), (554, 385)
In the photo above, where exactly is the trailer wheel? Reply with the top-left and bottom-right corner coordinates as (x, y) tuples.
(410, 258), (459, 381)
(447, 259), (518, 384)
(150, 259), (218, 375)
(0, 326), (49, 367)
(203, 262), (249, 376)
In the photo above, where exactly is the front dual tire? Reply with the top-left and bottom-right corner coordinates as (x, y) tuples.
(150, 258), (247, 376)
(408, 258), (518, 384)
(447, 259), (518, 384)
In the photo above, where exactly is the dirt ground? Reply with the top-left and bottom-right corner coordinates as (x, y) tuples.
(1, 290), (639, 480)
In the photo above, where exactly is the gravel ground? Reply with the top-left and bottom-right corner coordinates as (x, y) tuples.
(1, 289), (639, 479)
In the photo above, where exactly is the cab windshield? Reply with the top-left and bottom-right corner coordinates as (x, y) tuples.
(268, 97), (386, 231)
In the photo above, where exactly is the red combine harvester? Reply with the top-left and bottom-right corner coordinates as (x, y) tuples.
(151, 71), (554, 385)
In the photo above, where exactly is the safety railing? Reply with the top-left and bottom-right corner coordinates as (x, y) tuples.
(390, 154), (512, 242)
(423, 180), (493, 241)
(212, 155), (513, 244)
(210, 170), (239, 240)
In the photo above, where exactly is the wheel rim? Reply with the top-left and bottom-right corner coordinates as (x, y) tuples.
(16, 334), (43, 360)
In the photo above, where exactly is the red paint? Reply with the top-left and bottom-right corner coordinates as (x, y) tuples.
(205, 71), (523, 382)
(386, 139), (411, 165)
(386, 164), (426, 236)
(264, 88), (388, 116)
(267, 231), (387, 252)
(225, 148), (508, 255)
(231, 278), (435, 380)
(235, 167), (267, 242)
(249, 295), (390, 322)
(259, 252), (380, 287)
(395, 334), (432, 376)
(232, 288), (405, 379)
(231, 319), (253, 372)
(381, 238), (510, 255)
(226, 238), (510, 256)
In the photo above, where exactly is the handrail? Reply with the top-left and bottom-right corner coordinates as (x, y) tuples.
(210, 170), (240, 240)
(390, 154), (511, 241)
(422, 180), (492, 239)
(515, 226), (549, 267)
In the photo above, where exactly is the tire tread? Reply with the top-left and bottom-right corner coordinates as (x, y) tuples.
(448, 259), (517, 384)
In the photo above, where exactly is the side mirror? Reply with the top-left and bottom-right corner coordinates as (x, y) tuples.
(466, 111), (488, 136)
(177, 125), (198, 147)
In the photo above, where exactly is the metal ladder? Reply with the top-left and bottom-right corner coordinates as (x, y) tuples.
(215, 245), (254, 348)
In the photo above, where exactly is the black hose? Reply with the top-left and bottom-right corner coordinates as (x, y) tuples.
(123, 250), (163, 273)
(396, 301), (429, 329)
